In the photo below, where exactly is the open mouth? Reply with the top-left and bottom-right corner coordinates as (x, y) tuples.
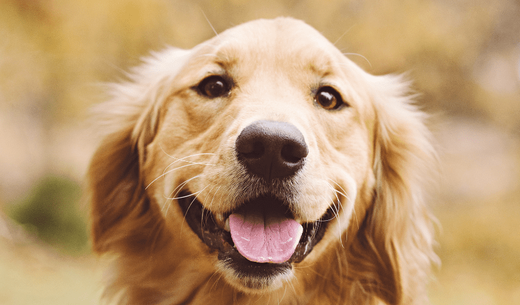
(177, 189), (334, 282)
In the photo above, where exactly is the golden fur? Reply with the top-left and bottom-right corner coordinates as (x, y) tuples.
(87, 18), (437, 304)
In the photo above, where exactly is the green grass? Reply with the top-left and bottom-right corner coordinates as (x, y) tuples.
(7, 176), (89, 255)
(1, 176), (99, 304)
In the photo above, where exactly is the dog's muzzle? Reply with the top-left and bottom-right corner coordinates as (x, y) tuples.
(176, 120), (334, 289)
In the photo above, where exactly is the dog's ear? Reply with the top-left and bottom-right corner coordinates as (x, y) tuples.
(349, 75), (437, 304)
(87, 48), (191, 253)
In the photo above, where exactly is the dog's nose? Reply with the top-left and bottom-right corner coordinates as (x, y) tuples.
(235, 120), (308, 180)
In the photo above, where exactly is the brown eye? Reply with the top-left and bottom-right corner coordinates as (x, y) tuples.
(315, 87), (345, 110)
(197, 75), (231, 98)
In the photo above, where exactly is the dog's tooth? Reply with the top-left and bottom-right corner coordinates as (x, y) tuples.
(224, 217), (230, 231)
(214, 213), (224, 223)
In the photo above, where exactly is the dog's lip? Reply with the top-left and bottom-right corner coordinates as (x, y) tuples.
(176, 189), (334, 267)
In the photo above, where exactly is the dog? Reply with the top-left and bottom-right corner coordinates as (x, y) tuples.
(87, 17), (437, 305)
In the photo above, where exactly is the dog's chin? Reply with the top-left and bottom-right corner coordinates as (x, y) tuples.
(177, 190), (335, 292)
(216, 250), (293, 293)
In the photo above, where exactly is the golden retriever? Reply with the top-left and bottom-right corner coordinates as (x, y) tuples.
(87, 17), (437, 305)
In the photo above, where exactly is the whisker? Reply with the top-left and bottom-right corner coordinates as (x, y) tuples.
(286, 269), (299, 297)
(146, 216), (166, 257)
(328, 178), (360, 230)
(326, 179), (350, 217)
(165, 158), (215, 169)
(146, 163), (210, 190)
(207, 270), (224, 293)
(278, 286), (288, 305)
(198, 6), (219, 37)
(145, 145), (215, 190)
(333, 25), (355, 46)
(169, 189), (203, 201)
(333, 199), (345, 247)
(179, 185), (211, 235)
(201, 185), (219, 231)
(164, 152), (217, 166)
(324, 181), (346, 248)
(341, 53), (373, 68)
(335, 247), (347, 305)
(167, 175), (206, 201)
(327, 178), (350, 200)
(159, 143), (215, 162)
(309, 220), (321, 242)
(333, 187), (350, 202)
(293, 263), (325, 279)
(161, 175), (201, 214)
(317, 182), (343, 223)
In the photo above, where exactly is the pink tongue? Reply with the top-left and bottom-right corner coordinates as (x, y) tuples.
(228, 209), (303, 264)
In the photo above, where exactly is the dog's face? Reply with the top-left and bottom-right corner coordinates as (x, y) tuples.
(144, 19), (374, 291)
(89, 18), (435, 304)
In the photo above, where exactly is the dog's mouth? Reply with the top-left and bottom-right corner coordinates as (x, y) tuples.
(177, 190), (333, 286)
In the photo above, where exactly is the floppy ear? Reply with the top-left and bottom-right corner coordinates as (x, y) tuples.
(349, 75), (437, 304)
(87, 48), (191, 253)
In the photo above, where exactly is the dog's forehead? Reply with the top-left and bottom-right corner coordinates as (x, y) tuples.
(197, 18), (341, 75)
(219, 18), (331, 49)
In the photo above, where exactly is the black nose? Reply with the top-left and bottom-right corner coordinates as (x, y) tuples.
(235, 120), (309, 180)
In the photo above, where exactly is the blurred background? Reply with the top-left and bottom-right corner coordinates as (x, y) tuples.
(0, 0), (519, 304)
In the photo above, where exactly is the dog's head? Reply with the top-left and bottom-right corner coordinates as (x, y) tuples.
(88, 18), (435, 304)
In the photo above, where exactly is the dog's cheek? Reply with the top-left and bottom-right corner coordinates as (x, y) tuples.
(142, 141), (182, 217)
(142, 151), (216, 257)
(290, 170), (334, 221)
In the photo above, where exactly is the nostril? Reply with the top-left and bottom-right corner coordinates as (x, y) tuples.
(281, 143), (308, 164)
(238, 141), (265, 159)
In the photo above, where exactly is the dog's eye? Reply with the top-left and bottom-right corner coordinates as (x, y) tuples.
(197, 75), (231, 98)
(315, 87), (345, 110)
